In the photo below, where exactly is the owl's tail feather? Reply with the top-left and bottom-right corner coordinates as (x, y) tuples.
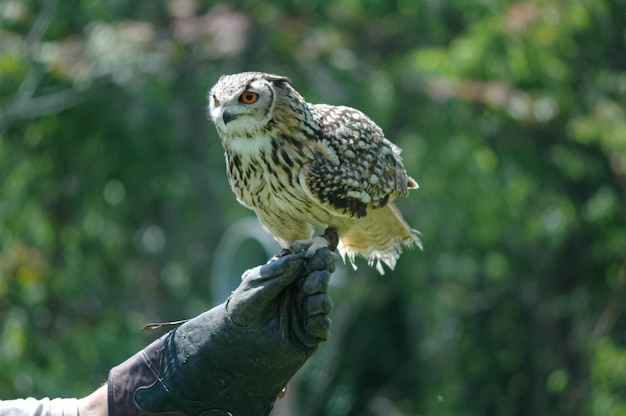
(337, 203), (421, 274)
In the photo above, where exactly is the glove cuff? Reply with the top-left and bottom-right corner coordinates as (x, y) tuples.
(107, 304), (286, 416)
(108, 330), (241, 416)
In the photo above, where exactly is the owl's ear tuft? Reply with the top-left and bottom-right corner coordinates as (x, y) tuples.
(264, 74), (292, 85)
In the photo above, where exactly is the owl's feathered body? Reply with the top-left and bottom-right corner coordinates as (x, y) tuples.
(209, 72), (420, 273)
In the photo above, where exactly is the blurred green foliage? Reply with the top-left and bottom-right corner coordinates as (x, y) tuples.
(1, 0), (625, 414)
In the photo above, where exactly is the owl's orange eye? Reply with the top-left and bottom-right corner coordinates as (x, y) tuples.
(240, 91), (259, 104)
(213, 96), (220, 107)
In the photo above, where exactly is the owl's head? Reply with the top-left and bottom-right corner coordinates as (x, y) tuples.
(208, 72), (292, 136)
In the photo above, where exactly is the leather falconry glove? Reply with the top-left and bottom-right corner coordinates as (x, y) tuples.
(107, 248), (336, 416)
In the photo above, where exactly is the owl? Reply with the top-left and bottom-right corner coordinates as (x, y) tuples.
(208, 72), (420, 274)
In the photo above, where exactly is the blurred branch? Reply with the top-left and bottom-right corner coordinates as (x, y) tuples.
(592, 262), (626, 339)
(26, 0), (58, 45)
(3, 89), (83, 120)
(0, 0), (65, 134)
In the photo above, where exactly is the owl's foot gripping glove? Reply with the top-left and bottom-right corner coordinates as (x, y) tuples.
(107, 248), (336, 416)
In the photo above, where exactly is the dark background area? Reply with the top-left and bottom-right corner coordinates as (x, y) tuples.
(1, 0), (625, 414)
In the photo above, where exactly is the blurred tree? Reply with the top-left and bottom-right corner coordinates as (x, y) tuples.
(0, 0), (624, 415)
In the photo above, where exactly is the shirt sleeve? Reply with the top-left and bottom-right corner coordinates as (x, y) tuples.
(0, 398), (78, 416)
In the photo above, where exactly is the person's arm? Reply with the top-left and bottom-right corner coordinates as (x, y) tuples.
(77, 385), (107, 416)
(0, 397), (78, 416)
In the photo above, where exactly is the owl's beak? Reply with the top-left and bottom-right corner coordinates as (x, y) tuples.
(222, 108), (238, 125)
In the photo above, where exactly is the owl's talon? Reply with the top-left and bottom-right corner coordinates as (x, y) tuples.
(269, 248), (294, 262)
(305, 236), (330, 258)
(291, 240), (311, 254)
(292, 228), (338, 257)
(291, 237), (327, 257)
(279, 248), (293, 257)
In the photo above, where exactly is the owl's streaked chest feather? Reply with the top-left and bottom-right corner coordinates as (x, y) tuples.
(224, 133), (314, 215)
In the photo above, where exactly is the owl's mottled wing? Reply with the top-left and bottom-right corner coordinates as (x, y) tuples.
(300, 104), (412, 218)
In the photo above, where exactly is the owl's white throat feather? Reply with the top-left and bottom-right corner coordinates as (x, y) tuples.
(226, 132), (273, 155)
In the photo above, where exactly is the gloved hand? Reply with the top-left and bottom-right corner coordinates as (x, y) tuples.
(107, 248), (336, 416)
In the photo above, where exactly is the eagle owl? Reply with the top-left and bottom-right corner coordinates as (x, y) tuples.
(208, 72), (420, 274)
